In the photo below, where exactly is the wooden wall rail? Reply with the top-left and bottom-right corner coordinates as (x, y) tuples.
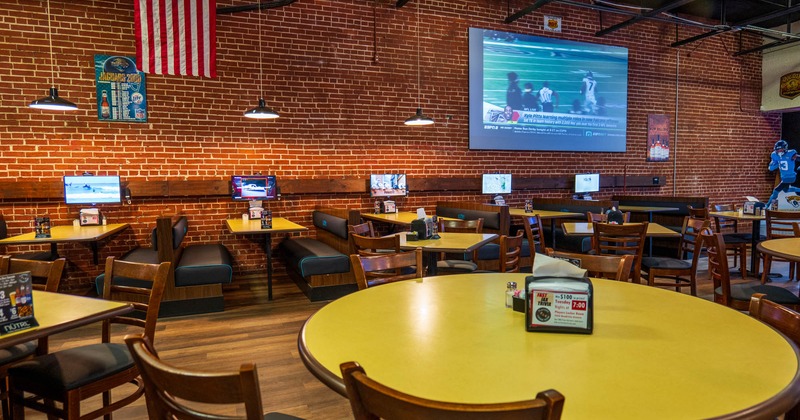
(0, 175), (664, 200)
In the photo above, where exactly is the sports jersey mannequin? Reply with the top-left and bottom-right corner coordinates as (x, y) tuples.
(766, 139), (800, 209)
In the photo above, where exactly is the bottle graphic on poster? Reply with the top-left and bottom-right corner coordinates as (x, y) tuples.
(101, 91), (111, 119)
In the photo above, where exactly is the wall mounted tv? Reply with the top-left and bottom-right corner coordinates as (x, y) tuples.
(468, 27), (629, 152)
(63, 175), (122, 205)
(575, 173), (600, 195)
(231, 175), (277, 200)
(482, 173), (512, 194)
(370, 174), (407, 198)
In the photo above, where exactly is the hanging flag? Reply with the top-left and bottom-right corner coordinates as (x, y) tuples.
(134, 0), (217, 78)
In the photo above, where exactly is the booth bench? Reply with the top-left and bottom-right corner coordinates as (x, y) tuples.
(280, 207), (360, 301)
(96, 215), (232, 317)
(612, 195), (708, 256)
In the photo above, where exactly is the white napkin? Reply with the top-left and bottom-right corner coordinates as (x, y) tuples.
(532, 252), (588, 278)
(416, 208), (427, 219)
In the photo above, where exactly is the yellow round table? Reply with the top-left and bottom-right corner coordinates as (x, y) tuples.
(758, 238), (800, 263)
(298, 274), (800, 419)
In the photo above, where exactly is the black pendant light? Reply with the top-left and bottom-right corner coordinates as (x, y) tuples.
(244, 0), (279, 119)
(30, 0), (77, 111)
(404, 0), (433, 126)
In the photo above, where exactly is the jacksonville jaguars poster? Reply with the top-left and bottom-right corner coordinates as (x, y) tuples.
(94, 55), (147, 122)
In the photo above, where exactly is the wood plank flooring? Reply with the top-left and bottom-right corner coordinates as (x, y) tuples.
(21, 256), (798, 419)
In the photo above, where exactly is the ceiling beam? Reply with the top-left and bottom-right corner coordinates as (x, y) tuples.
(216, 0), (296, 15)
(595, 0), (698, 37)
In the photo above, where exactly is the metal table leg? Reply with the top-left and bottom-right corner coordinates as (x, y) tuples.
(265, 232), (273, 300)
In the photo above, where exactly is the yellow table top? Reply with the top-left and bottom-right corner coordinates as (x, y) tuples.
(510, 208), (584, 219)
(617, 205), (679, 213)
(225, 217), (307, 234)
(0, 223), (129, 244)
(709, 210), (766, 221)
(398, 231), (498, 253)
(360, 211), (423, 226)
(758, 238), (800, 263)
(562, 222), (681, 238)
(0, 291), (132, 350)
(299, 274), (800, 419)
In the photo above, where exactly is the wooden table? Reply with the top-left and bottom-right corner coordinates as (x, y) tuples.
(0, 291), (132, 350)
(0, 223), (130, 264)
(563, 221), (680, 257)
(617, 205), (679, 222)
(225, 218), (307, 300)
(510, 208), (584, 249)
(298, 273), (800, 419)
(359, 211), (423, 227)
(398, 231), (497, 275)
(758, 238), (800, 263)
(710, 211), (765, 275)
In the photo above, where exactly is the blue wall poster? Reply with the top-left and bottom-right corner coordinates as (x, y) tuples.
(94, 55), (147, 122)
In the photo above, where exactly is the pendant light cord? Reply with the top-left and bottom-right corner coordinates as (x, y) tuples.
(258, 0), (264, 99)
(416, 1), (421, 108)
(45, 0), (55, 87)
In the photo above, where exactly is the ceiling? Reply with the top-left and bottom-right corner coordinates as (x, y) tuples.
(501, 0), (800, 55)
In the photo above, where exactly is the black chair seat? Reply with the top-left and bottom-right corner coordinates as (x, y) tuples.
(721, 233), (749, 244)
(640, 257), (691, 270)
(715, 283), (800, 305)
(0, 341), (36, 365)
(8, 343), (132, 392)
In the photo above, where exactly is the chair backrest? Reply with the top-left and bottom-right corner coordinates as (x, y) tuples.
(349, 221), (376, 238)
(340, 361), (564, 420)
(586, 211), (631, 223)
(545, 248), (633, 281)
(687, 205), (708, 219)
(0, 255), (8, 275)
(498, 233), (524, 273)
(712, 204), (738, 232)
(101, 256), (170, 343)
(350, 233), (401, 257)
(4, 257), (66, 292)
(522, 214), (544, 257)
(677, 216), (709, 262)
(794, 222), (800, 237)
(124, 333), (265, 420)
(592, 222), (647, 282)
(700, 229), (734, 307)
(749, 293), (800, 346)
(765, 209), (800, 240)
(438, 217), (484, 233)
(350, 248), (424, 290)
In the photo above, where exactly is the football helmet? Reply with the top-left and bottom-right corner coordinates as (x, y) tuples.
(775, 139), (789, 152)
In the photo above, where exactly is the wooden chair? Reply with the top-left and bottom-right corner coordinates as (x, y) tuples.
(545, 248), (633, 281)
(340, 361), (564, 420)
(712, 204), (749, 272)
(749, 293), (800, 420)
(586, 211), (630, 250)
(350, 232), (400, 257)
(8, 257), (170, 420)
(761, 209), (800, 284)
(437, 218), (484, 273)
(701, 229), (800, 311)
(124, 333), (300, 420)
(592, 222), (648, 283)
(348, 221), (376, 254)
(498, 232), (524, 273)
(639, 217), (707, 295)
(520, 214), (544, 269)
(0, 256), (66, 420)
(795, 222), (800, 237)
(350, 248), (424, 290)
(687, 205), (708, 219)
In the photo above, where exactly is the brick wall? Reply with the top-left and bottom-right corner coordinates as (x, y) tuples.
(0, 0), (781, 292)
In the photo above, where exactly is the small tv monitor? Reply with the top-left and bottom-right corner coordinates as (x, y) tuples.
(575, 173), (600, 194)
(482, 174), (512, 194)
(370, 174), (407, 198)
(63, 175), (122, 205)
(231, 175), (277, 200)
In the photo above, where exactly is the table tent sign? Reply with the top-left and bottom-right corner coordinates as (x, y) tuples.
(0, 272), (37, 335)
(525, 253), (593, 334)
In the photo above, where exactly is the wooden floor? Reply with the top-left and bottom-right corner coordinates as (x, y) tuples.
(21, 256), (799, 419)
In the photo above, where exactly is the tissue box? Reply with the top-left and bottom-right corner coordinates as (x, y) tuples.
(513, 296), (525, 313)
(524, 275), (593, 334)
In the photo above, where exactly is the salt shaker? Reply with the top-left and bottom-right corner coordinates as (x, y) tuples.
(506, 281), (517, 308)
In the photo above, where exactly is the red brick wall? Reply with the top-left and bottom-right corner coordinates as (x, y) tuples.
(0, 0), (781, 292)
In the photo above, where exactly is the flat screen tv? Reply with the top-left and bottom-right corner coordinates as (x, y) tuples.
(370, 174), (407, 198)
(63, 175), (122, 205)
(575, 173), (600, 195)
(231, 175), (277, 200)
(468, 27), (628, 152)
(482, 174), (512, 194)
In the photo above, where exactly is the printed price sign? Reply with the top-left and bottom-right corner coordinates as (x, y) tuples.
(0, 272), (38, 335)
(529, 290), (590, 329)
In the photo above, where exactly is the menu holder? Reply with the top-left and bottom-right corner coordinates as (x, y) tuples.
(0, 271), (38, 335)
(525, 275), (593, 334)
(34, 216), (51, 238)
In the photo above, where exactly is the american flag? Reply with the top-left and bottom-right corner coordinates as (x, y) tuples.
(134, 0), (217, 78)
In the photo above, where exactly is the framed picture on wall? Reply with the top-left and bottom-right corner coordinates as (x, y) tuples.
(647, 114), (670, 162)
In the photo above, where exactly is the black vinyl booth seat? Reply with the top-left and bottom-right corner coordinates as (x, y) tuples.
(280, 238), (350, 279)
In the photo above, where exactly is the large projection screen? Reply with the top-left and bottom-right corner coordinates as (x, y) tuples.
(469, 28), (629, 152)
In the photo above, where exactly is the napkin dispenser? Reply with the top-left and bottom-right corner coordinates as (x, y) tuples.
(79, 208), (102, 226)
(525, 275), (593, 334)
(409, 218), (428, 240)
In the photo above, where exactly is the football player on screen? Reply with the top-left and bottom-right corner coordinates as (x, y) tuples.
(766, 139), (800, 209)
